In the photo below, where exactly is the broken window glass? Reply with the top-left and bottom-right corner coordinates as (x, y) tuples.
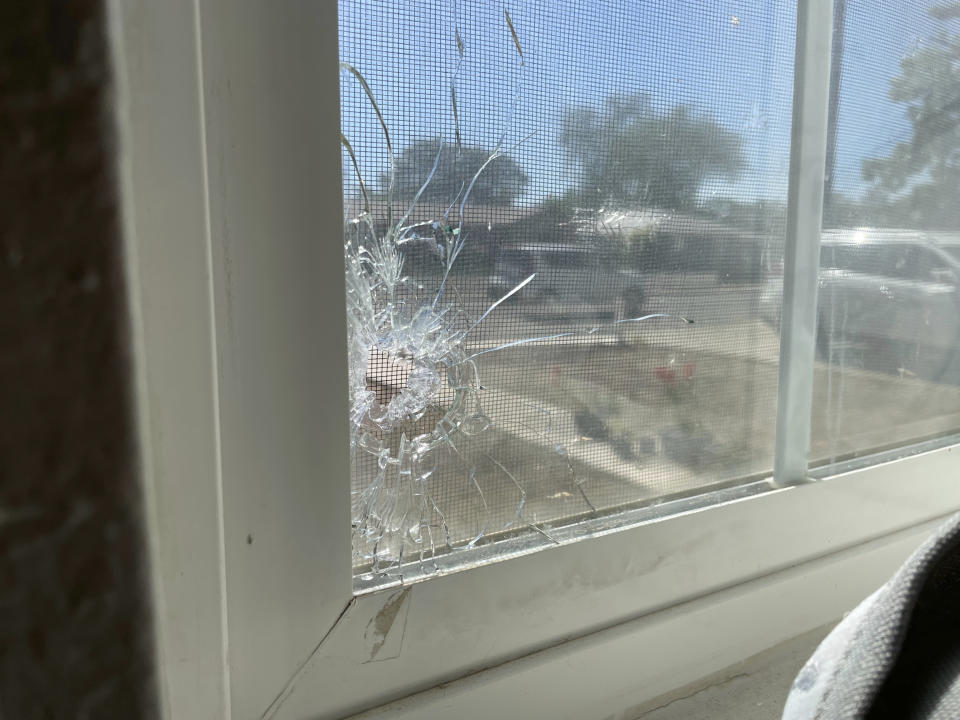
(339, 0), (795, 579)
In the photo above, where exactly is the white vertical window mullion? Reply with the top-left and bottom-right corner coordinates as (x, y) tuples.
(774, 0), (835, 486)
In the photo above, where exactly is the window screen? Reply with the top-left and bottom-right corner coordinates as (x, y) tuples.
(340, 1), (796, 576)
(812, 0), (960, 467)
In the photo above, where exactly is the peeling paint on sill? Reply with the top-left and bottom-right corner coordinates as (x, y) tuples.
(363, 587), (411, 663)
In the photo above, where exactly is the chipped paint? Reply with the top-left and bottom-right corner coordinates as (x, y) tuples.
(363, 587), (411, 662)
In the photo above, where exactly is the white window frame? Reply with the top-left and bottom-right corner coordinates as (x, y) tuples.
(110, 2), (960, 719)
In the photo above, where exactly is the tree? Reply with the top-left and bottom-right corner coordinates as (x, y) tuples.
(860, 2), (960, 228)
(383, 140), (529, 206)
(558, 93), (744, 211)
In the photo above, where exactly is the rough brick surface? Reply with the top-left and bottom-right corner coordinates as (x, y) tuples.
(0, 2), (157, 717)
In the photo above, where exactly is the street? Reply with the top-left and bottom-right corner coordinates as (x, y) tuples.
(355, 273), (960, 557)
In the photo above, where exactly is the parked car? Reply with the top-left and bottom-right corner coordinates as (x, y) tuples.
(486, 242), (646, 323)
(760, 230), (960, 379)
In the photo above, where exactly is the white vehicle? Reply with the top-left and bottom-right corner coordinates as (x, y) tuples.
(486, 243), (646, 323)
(760, 230), (960, 379)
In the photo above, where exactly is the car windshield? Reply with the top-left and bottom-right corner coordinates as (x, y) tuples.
(543, 250), (590, 269)
(500, 250), (535, 273)
(942, 247), (960, 265)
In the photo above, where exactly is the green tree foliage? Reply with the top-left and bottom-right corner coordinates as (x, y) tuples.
(859, 2), (960, 228)
(383, 139), (529, 206)
(558, 93), (744, 211)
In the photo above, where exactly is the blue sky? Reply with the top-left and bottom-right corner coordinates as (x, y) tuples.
(829, 1), (957, 198)
(339, 0), (949, 208)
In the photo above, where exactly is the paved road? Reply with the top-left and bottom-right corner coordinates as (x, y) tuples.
(456, 272), (768, 331)
(355, 273), (960, 565)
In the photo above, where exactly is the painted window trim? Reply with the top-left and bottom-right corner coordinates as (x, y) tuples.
(111, 1), (960, 719)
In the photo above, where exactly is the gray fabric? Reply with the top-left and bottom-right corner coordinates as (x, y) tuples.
(904, 644), (960, 720)
(783, 512), (960, 719)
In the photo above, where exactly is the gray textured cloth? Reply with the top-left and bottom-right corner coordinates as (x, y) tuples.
(783, 512), (960, 719)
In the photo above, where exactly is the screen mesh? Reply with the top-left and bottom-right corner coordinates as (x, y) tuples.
(340, 0), (796, 574)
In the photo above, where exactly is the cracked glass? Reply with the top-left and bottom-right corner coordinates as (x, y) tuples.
(339, 0), (796, 578)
